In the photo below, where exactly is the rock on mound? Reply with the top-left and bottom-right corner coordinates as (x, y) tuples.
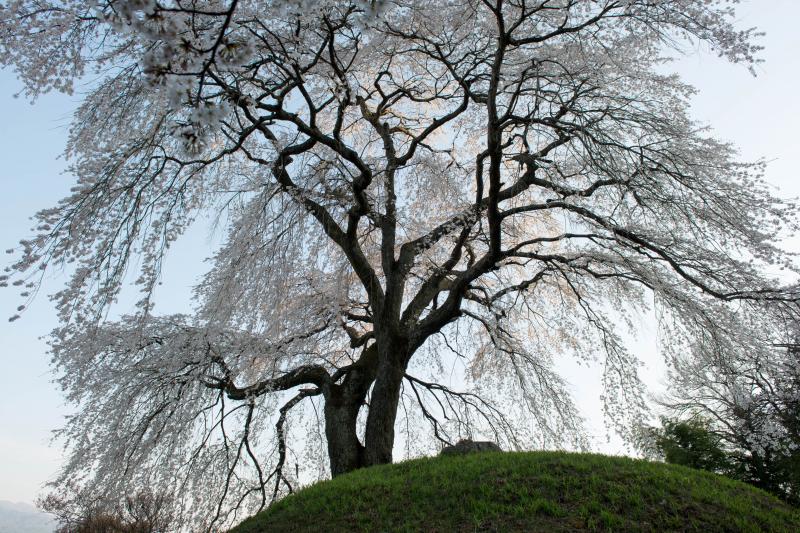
(439, 439), (502, 456)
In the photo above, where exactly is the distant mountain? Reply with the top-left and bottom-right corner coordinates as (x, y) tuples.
(0, 501), (55, 533)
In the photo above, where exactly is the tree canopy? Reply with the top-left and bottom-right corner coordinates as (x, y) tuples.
(2, 0), (799, 529)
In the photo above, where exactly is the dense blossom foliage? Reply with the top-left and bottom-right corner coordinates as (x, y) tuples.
(2, 0), (798, 529)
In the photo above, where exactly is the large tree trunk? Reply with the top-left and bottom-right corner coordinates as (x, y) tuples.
(362, 338), (409, 467)
(324, 386), (366, 477)
(323, 345), (377, 477)
(322, 339), (410, 475)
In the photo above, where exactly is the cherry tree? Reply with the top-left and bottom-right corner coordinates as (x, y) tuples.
(2, 0), (799, 529)
(659, 331), (800, 503)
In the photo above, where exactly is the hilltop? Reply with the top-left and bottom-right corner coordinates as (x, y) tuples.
(231, 451), (800, 532)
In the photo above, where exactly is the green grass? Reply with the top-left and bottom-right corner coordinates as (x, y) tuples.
(230, 451), (800, 532)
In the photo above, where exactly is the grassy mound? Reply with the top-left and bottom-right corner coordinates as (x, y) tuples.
(230, 451), (800, 532)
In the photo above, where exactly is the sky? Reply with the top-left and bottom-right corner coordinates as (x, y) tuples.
(1, 0), (799, 506)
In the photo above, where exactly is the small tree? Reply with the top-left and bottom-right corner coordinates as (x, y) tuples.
(651, 417), (731, 474)
(39, 488), (174, 533)
(2, 0), (799, 528)
(661, 341), (800, 504)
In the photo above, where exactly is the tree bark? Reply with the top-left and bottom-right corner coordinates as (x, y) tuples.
(323, 345), (378, 477)
(362, 338), (409, 467)
(322, 338), (410, 475)
(324, 386), (366, 477)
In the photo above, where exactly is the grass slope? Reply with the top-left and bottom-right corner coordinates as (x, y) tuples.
(231, 451), (800, 532)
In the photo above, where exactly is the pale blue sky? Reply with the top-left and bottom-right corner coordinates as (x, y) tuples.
(1, 0), (798, 506)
